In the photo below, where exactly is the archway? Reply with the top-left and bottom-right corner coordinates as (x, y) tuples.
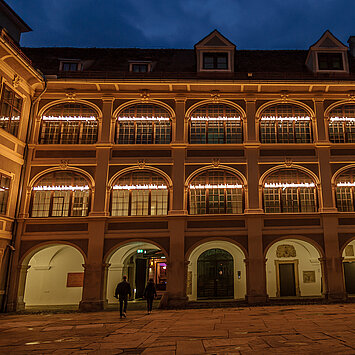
(342, 239), (355, 295)
(106, 241), (167, 304)
(266, 239), (323, 298)
(187, 241), (246, 300)
(23, 244), (85, 308)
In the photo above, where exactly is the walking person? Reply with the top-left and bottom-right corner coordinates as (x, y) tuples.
(143, 278), (157, 314)
(114, 276), (131, 319)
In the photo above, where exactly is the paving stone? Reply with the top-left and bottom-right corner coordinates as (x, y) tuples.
(176, 339), (205, 354)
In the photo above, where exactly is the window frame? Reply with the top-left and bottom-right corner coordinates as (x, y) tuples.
(59, 60), (82, 72)
(0, 172), (11, 215)
(202, 52), (229, 70)
(328, 104), (355, 143)
(0, 83), (23, 137)
(129, 62), (152, 73)
(335, 168), (355, 212)
(317, 52), (344, 71)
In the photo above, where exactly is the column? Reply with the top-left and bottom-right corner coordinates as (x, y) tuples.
(79, 220), (106, 311)
(323, 216), (346, 300)
(314, 98), (328, 143)
(167, 218), (187, 307)
(99, 96), (114, 144)
(246, 215), (268, 303)
(245, 98), (257, 143)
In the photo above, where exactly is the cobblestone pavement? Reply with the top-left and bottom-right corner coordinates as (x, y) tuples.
(1, 304), (355, 354)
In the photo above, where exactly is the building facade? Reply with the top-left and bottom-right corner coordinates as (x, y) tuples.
(0, 6), (355, 311)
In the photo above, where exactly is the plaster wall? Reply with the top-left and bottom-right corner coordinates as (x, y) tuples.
(24, 245), (84, 306)
(266, 239), (322, 297)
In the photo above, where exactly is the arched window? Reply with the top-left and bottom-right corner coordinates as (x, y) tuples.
(31, 171), (91, 217)
(116, 104), (171, 144)
(189, 104), (243, 144)
(189, 170), (244, 214)
(111, 171), (169, 216)
(328, 104), (355, 143)
(263, 169), (317, 213)
(260, 104), (312, 143)
(335, 167), (355, 212)
(40, 103), (98, 144)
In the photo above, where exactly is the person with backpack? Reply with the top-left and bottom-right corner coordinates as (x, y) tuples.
(114, 276), (132, 318)
(143, 278), (157, 314)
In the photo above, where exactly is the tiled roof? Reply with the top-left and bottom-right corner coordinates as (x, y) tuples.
(22, 47), (355, 80)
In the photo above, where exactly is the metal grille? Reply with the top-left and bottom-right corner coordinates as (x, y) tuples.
(117, 104), (171, 144)
(31, 171), (90, 217)
(189, 170), (243, 215)
(0, 84), (22, 137)
(40, 103), (98, 144)
(190, 104), (243, 144)
(260, 104), (312, 143)
(263, 169), (317, 213)
(111, 171), (169, 216)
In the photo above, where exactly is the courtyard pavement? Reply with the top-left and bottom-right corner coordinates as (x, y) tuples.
(1, 303), (355, 354)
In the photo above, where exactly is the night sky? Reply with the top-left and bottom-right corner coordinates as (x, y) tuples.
(8, 0), (355, 50)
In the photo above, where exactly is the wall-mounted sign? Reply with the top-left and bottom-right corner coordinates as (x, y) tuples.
(66, 272), (84, 287)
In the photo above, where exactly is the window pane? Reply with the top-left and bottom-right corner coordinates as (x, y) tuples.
(154, 121), (171, 144)
(117, 122), (135, 144)
(336, 187), (354, 212)
(80, 121), (98, 144)
(260, 121), (277, 143)
(226, 121), (243, 143)
(31, 191), (51, 217)
(345, 122), (355, 143)
(131, 190), (149, 216)
(136, 122), (153, 144)
(51, 191), (70, 216)
(329, 122), (345, 143)
(0, 85), (22, 137)
(264, 188), (281, 213)
(208, 188), (225, 214)
(72, 191), (89, 216)
(151, 189), (168, 215)
(277, 121), (294, 143)
(60, 121), (80, 144)
(281, 188), (299, 212)
(190, 121), (207, 144)
(207, 121), (224, 144)
(295, 121), (312, 143)
(0, 175), (10, 214)
(226, 188), (243, 214)
(299, 188), (316, 212)
(111, 190), (129, 216)
(40, 121), (61, 144)
(189, 189), (206, 215)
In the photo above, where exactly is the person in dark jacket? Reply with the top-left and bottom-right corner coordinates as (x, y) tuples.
(114, 276), (132, 318)
(143, 278), (157, 314)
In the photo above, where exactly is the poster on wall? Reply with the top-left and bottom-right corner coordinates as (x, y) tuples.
(66, 272), (84, 287)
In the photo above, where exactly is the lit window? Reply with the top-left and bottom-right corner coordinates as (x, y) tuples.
(0, 84), (22, 137)
(116, 104), (171, 144)
(260, 104), (312, 143)
(0, 173), (11, 215)
(328, 104), (355, 143)
(131, 63), (149, 72)
(189, 104), (243, 144)
(263, 169), (317, 213)
(111, 171), (169, 216)
(203, 53), (228, 70)
(189, 170), (243, 215)
(318, 53), (343, 70)
(31, 171), (90, 217)
(61, 62), (80, 71)
(40, 103), (98, 144)
(335, 168), (355, 212)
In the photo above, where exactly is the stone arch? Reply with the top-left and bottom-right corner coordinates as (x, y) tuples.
(38, 99), (103, 119)
(265, 237), (324, 298)
(332, 164), (355, 185)
(256, 99), (315, 119)
(187, 239), (247, 300)
(105, 240), (169, 304)
(185, 99), (246, 120)
(113, 99), (176, 119)
(341, 238), (355, 295)
(20, 242), (86, 309)
(324, 100), (355, 118)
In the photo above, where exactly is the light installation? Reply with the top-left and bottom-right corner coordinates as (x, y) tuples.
(337, 182), (355, 187)
(261, 116), (310, 121)
(264, 182), (315, 188)
(118, 116), (170, 121)
(330, 117), (355, 122)
(112, 184), (167, 190)
(189, 183), (243, 189)
(33, 185), (90, 191)
(191, 116), (240, 121)
(42, 116), (96, 121)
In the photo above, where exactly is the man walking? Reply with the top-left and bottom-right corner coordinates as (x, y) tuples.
(114, 276), (132, 318)
(143, 278), (157, 314)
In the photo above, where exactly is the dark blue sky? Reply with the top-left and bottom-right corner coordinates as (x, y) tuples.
(9, 0), (355, 49)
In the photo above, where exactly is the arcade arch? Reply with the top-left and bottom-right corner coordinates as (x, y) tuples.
(265, 238), (323, 298)
(342, 239), (355, 295)
(187, 240), (246, 300)
(22, 244), (85, 308)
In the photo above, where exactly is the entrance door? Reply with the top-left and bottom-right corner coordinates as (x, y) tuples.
(197, 248), (234, 299)
(279, 263), (296, 296)
(344, 262), (355, 294)
(135, 258), (147, 298)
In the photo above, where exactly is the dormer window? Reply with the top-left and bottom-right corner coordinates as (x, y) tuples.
(129, 62), (152, 73)
(203, 53), (228, 70)
(60, 60), (81, 72)
(318, 53), (343, 70)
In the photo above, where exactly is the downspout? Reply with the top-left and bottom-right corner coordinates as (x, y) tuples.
(1, 71), (47, 312)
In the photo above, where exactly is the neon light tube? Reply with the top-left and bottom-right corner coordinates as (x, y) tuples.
(42, 116), (96, 121)
(261, 116), (310, 121)
(264, 182), (315, 188)
(337, 182), (355, 187)
(118, 116), (170, 121)
(330, 117), (355, 122)
(113, 184), (167, 190)
(189, 183), (243, 189)
(33, 185), (90, 191)
(191, 116), (240, 121)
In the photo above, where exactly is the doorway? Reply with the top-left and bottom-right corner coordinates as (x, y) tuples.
(197, 248), (234, 299)
(278, 263), (296, 296)
(343, 261), (355, 294)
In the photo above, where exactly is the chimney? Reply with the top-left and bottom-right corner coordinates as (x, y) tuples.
(348, 36), (355, 57)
